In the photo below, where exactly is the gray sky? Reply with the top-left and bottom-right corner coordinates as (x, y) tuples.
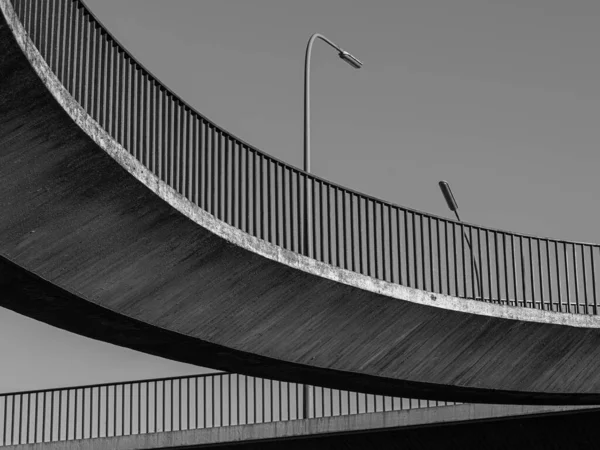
(2, 0), (600, 392)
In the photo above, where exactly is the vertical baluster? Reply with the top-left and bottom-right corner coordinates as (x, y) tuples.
(33, 0), (42, 54)
(216, 131), (223, 219)
(253, 151), (258, 237)
(281, 166), (288, 248)
(96, 27), (105, 124)
(142, 75), (150, 167)
(53, 0), (62, 75)
(581, 246), (589, 315)
(259, 155), (264, 239)
(194, 378), (198, 430)
(132, 71), (143, 162)
(485, 231), (492, 301)
(555, 242), (562, 312)
(373, 201), (380, 278)
(340, 190), (346, 269)
(592, 248), (598, 315)
(545, 239), (553, 310)
(26, 0), (35, 48)
(364, 200), (372, 275)
(444, 220), (450, 294)
(49, 391), (54, 442)
(79, 8), (89, 107)
(494, 233), (501, 302)
(564, 242), (570, 312)
(573, 244), (580, 313)
(423, 215), (429, 291)
(75, 389), (80, 440)
(245, 146), (251, 234)
(460, 223), (467, 297)
(17, 394), (22, 445)
(237, 143), (243, 231)
(34, 393), (38, 444)
(104, 386), (108, 436)
(245, 376), (248, 425)
(430, 217), (435, 292)
(263, 157), (270, 241)
(402, 211), (409, 287)
(152, 378), (161, 433)
(436, 219), (442, 294)
(295, 174), (302, 255)
(40, 0), (48, 61)
(69, 2), (79, 95)
(59, 0), (70, 89)
(528, 238), (535, 308)
(166, 94), (174, 184)
(88, 21), (98, 115)
(519, 236), (527, 307)
(204, 122), (211, 212)
(123, 57), (132, 151)
(170, 381), (174, 431)
(335, 189), (342, 268)
(509, 235), (517, 304)
(502, 234), (509, 304)
(137, 383), (141, 434)
(452, 222), (459, 296)
(187, 114), (194, 201)
(320, 182), (326, 261)
(177, 105), (185, 194)
(47, 0), (57, 73)
(191, 115), (198, 204)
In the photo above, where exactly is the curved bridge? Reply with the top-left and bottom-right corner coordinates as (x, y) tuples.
(2, 0), (600, 404)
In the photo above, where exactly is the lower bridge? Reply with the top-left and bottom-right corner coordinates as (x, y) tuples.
(0, 373), (597, 450)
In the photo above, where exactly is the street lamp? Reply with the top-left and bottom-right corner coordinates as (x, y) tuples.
(438, 181), (482, 299)
(302, 33), (361, 420)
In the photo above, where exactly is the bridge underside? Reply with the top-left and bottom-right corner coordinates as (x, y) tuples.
(196, 407), (600, 450)
(2, 1), (600, 405)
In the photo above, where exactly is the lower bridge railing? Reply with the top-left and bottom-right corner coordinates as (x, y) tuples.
(0, 372), (457, 446)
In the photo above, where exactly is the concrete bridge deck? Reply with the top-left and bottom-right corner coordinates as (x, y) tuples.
(2, 0), (600, 405)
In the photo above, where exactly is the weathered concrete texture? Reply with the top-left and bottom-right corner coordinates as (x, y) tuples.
(3, 405), (599, 450)
(2, 0), (600, 404)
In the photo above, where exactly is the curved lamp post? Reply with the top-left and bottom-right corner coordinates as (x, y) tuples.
(439, 181), (482, 299)
(302, 34), (362, 419)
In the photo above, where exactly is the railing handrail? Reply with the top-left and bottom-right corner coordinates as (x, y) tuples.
(0, 372), (227, 398)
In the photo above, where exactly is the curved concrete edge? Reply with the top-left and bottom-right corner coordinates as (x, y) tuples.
(1, 0), (598, 330)
(3, 404), (598, 450)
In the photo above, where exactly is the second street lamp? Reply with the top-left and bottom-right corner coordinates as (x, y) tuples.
(438, 181), (482, 300)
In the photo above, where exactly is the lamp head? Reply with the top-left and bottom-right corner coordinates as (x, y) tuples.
(338, 51), (362, 69)
(439, 180), (459, 213)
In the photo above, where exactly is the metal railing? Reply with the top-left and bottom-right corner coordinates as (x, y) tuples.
(6, 0), (600, 314)
(0, 373), (456, 446)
